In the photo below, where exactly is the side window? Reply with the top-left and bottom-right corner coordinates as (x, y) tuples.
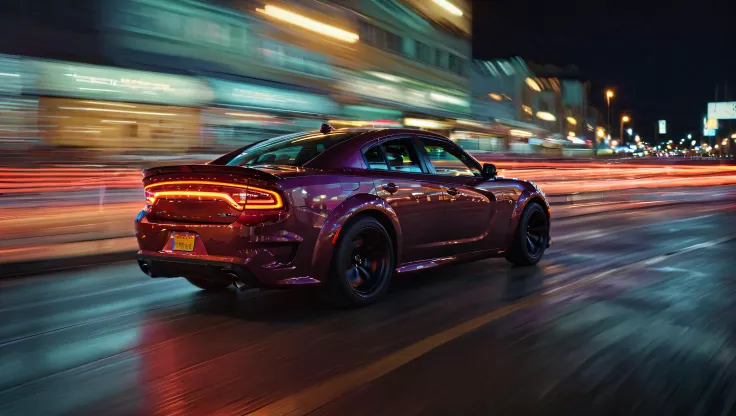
(364, 145), (388, 170)
(419, 138), (481, 177)
(381, 139), (423, 173)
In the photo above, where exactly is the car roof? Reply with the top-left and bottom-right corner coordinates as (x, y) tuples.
(304, 127), (451, 170)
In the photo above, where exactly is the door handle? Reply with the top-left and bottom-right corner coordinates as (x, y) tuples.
(382, 183), (398, 193)
(446, 187), (459, 196)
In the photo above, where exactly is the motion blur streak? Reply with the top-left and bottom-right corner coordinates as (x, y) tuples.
(1, 160), (734, 267)
(256, 5), (360, 43)
(1, 162), (734, 194)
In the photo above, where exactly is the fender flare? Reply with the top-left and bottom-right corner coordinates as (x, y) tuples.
(310, 194), (401, 283)
(504, 188), (551, 251)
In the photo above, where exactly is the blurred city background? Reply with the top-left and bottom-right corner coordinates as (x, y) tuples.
(1, 0), (734, 269)
(1, 0), (733, 163)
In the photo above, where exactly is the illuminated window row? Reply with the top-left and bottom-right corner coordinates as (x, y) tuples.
(357, 20), (467, 77)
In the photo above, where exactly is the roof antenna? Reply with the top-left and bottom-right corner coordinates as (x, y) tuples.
(320, 123), (334, 134)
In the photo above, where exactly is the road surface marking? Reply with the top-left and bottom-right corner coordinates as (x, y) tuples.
(248, 235), (735, 416)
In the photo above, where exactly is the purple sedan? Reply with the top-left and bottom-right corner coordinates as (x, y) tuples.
(135, 124), (551, 306)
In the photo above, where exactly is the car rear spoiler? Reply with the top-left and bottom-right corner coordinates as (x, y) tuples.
(142, 165), (281, 181)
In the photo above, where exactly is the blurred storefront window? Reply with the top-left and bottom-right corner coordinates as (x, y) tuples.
(335, 70), (469, 118)
(28, 60), (213, 107)
(208, 79), (337, 115)
(450, 131), (505, 152)
(201, 107), (322, 148)
(38, 97), (200, 153)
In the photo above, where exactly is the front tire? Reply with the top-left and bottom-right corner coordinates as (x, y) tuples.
(324, 216), (394, 307)
(185, 277), (231, 291)
(506, 201), (549, 266)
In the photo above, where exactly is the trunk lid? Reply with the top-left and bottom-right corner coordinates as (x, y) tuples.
(142, 165), (282, 224)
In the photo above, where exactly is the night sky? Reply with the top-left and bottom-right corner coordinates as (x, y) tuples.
(473, 0), (736, 142)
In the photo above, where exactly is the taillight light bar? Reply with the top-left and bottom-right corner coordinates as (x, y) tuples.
(144, 181), (283, 211)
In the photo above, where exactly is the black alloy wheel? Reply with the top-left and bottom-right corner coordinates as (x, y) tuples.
(345, 228), (391, 296)
(525, 207), (548, 258)
(506, 201), (549, 266)
(326, 216), (394, 307)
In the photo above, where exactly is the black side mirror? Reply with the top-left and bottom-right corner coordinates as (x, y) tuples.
(482, 163), (497, 179)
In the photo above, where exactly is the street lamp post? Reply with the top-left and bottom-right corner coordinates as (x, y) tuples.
(606, 90), (614, 145)
(620, 115), (630, 145)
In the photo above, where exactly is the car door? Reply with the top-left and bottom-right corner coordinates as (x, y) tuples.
(414, 136), (495, 254)
(362, 136), (447, 263)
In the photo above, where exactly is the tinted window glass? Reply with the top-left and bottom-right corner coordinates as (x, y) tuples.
(227, 131), (360, 167)
(381, 139), (422, 173)
(364, 146), (389, 170)
(419, 138), (481, 177)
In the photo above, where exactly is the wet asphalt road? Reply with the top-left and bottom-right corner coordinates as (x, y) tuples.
(1, 192), (736, 415)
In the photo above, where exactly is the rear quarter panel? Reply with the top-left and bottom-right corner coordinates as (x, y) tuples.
(280, 172), (381, 281)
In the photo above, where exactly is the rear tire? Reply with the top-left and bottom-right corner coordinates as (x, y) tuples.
(506, 202), (549, 266)
(185, 277), (231, 291)
(323, 216), (394, 307)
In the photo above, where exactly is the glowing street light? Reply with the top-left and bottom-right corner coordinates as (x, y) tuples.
(256, 5), (359, 43)
(687, 133), (692, 139)
(605, 90), (614, 145)
(635, 135), (641, 142)
(627, 128), (633, 136)
(691, 140), (696, 146)
(526, 78), (542, 92)
(619, 115), (630, 144)
(433, 0), (464, 16)
(536, 111), (556, 121)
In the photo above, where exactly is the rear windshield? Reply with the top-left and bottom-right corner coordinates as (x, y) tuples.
(226, 131), (362, 167)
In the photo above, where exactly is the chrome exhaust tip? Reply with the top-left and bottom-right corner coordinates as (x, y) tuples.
(137, 259), (153, 277)
(225, 272), (249, 291)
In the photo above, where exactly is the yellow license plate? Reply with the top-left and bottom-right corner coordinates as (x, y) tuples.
(172, 234), (195, 252)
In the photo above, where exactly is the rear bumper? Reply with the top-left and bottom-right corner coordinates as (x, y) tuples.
(134, 215), (321, 287)
(137, 251), (321, 287)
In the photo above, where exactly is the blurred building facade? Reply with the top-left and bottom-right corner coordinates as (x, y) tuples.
(0, 0), (601, 156)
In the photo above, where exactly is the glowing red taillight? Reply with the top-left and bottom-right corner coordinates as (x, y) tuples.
(145, 189), (155, 206)
(143, 181), (283, 211)
(236, 187), (282, 209)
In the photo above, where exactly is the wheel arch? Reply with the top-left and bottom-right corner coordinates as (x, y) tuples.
(504, 190), (551, 251)
(310, 194), (401, 283)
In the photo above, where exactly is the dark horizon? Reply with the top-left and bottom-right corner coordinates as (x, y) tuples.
(472, 0), (736, 142)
